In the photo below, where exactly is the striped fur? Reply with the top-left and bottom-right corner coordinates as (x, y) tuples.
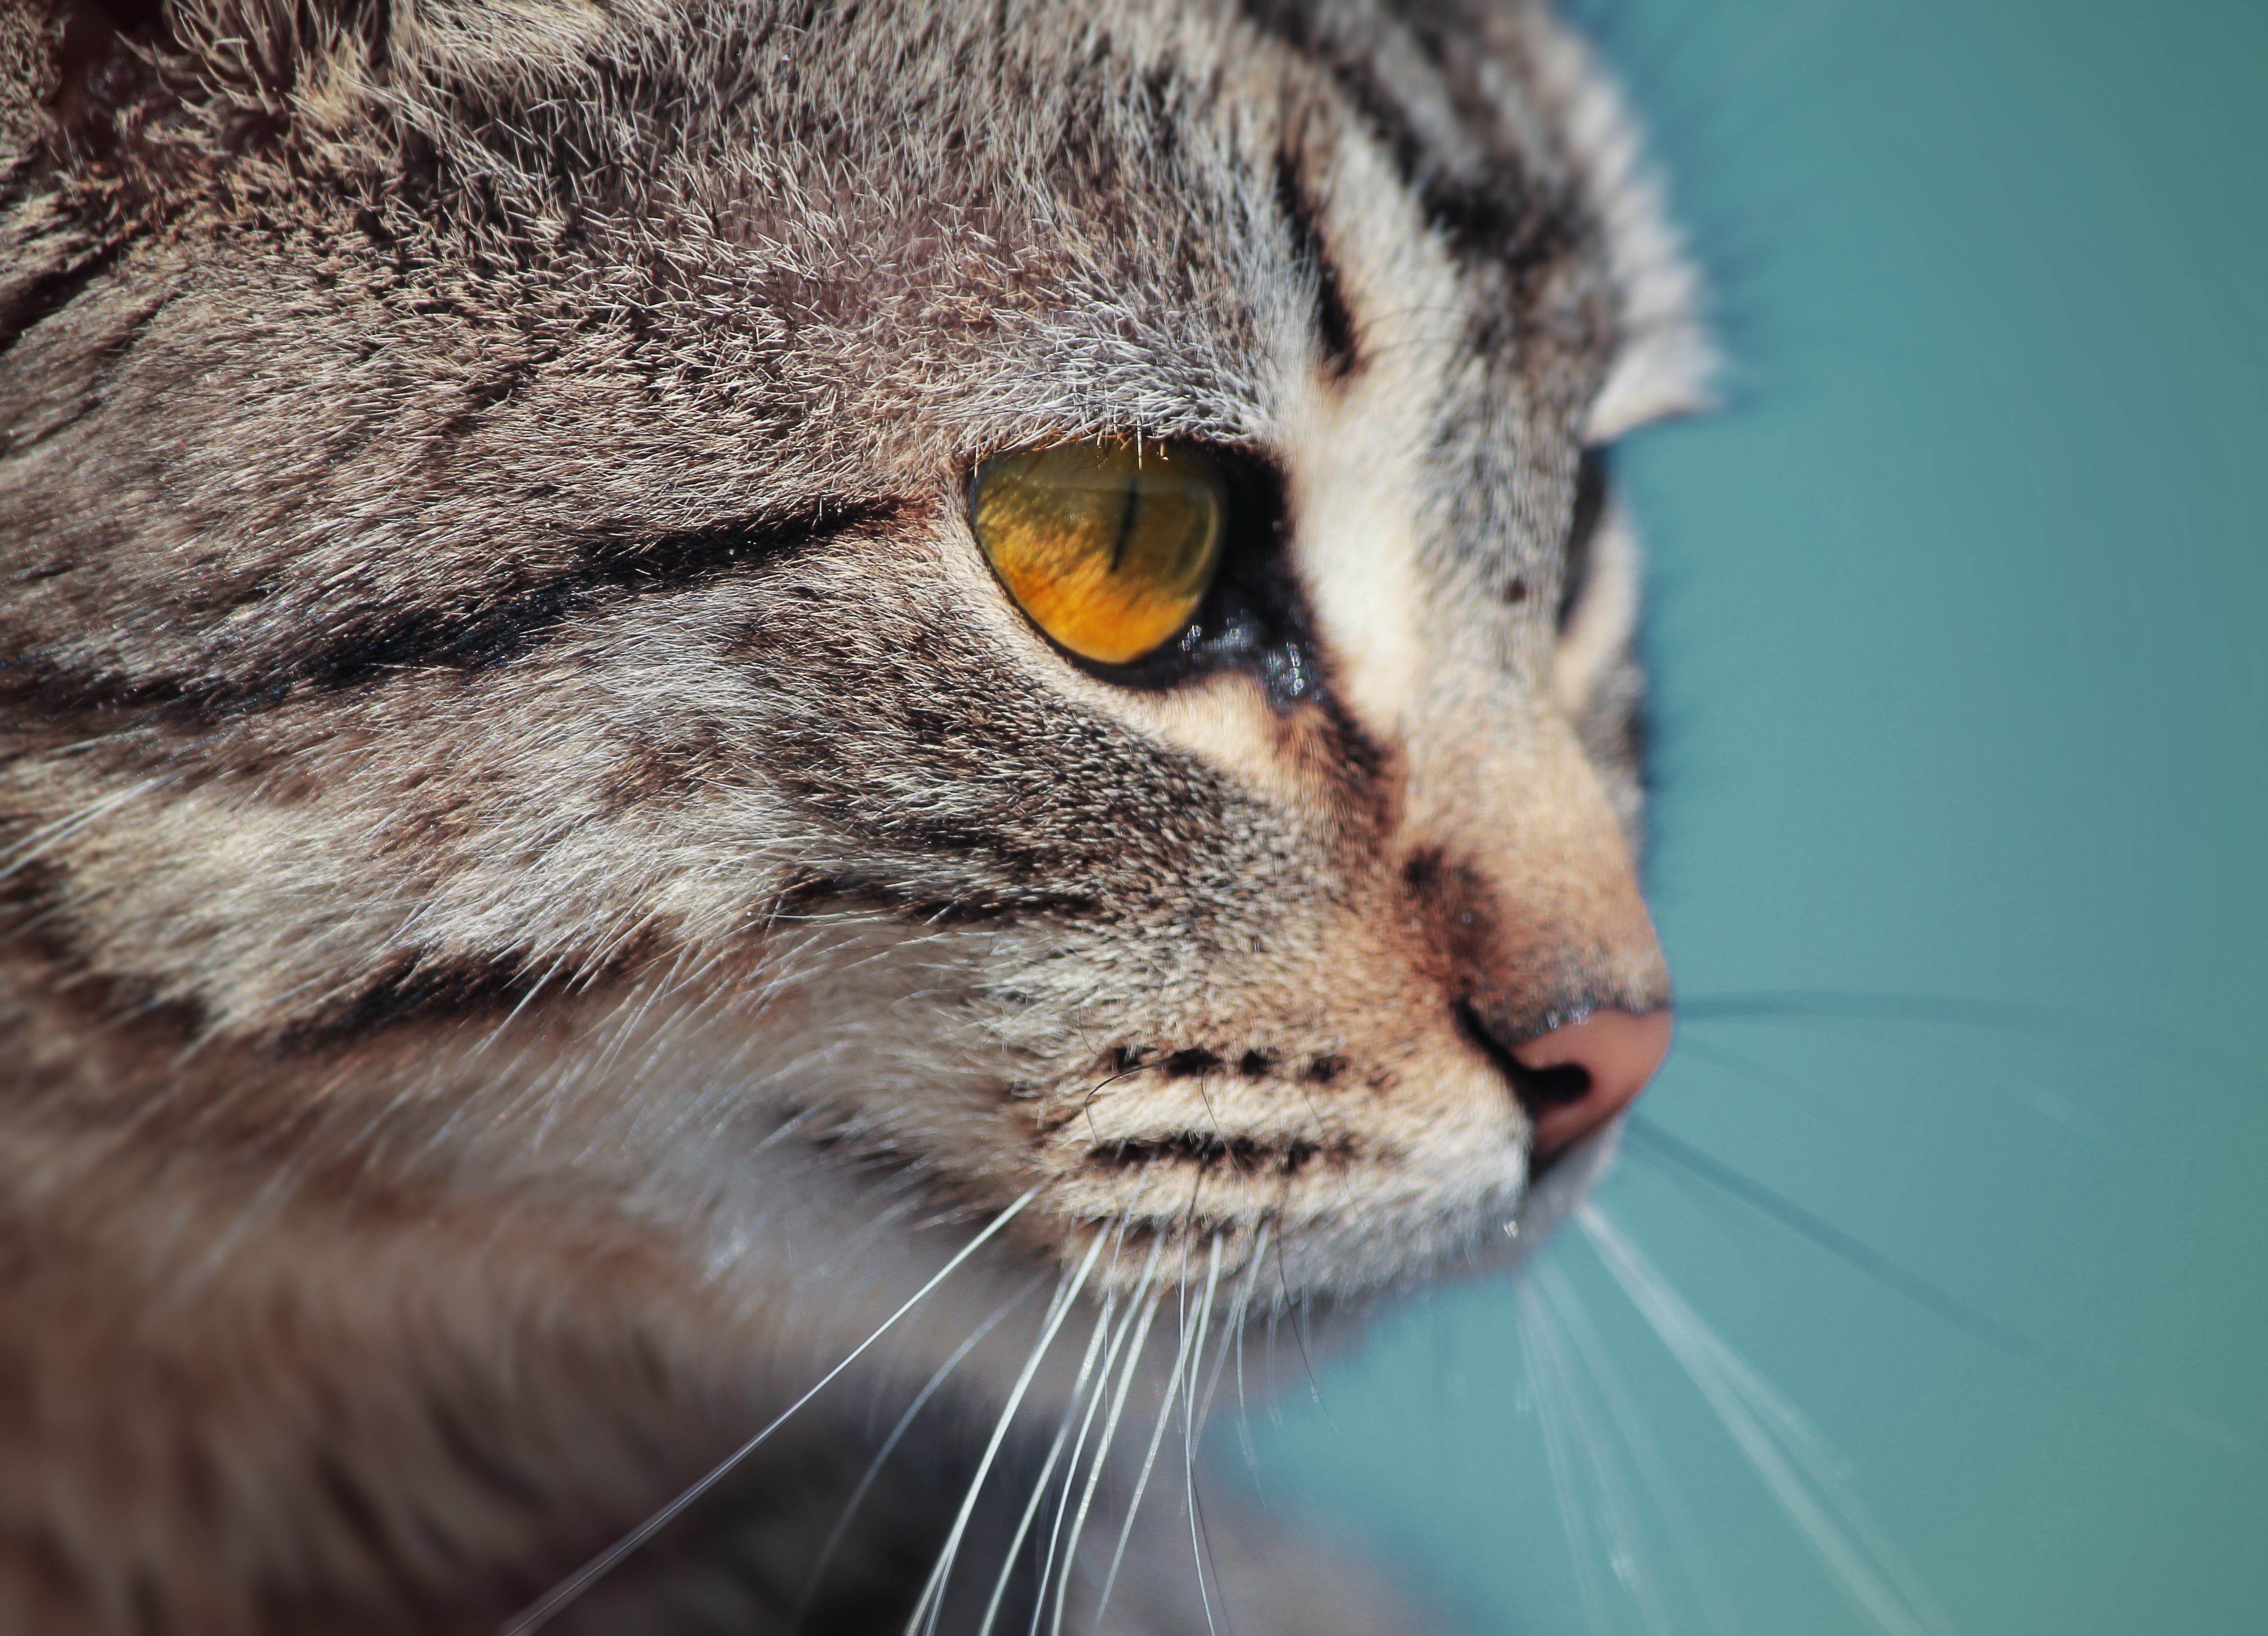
(0, 0), (1705, 1628)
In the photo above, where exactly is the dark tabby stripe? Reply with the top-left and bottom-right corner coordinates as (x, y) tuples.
(0, 244), (126, 361)
(1082, 1129), (1357, 1177)
(284, 949), (569, 1048)
(0, 499), (909, 724)
(1272, 151), (1362, 381)
(771, 873), (1102, 925)
(1241, 0), (1594, 294)
(295, 499), (912, 691)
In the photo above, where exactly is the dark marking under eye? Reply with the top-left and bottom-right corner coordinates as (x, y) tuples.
(284, 922), (686, 1049)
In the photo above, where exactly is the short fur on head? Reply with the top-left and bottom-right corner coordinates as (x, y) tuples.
(0, 0), (1706, 1628)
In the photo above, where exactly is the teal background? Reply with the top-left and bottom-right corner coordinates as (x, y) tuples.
(1232, 2), (2268, 1632)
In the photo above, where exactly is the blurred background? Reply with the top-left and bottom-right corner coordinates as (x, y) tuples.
(1228, 1), (2268, 1631)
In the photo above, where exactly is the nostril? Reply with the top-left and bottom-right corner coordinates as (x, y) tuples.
(1506, 1058), (1592, 1107)
(1457, 1000), (1673, 1156)
(1454, 1000), (1586, 1106)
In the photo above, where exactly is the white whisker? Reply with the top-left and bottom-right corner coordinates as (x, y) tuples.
(1031, 1245), (1153, 1636)
(1230, 1218), (1271, 1480)
(1536, 1260), (1738, 1635)
(789, 1271), (1049, 1631)
(1516, 1280), (1612, 1634)
(1093, 1247), (1206, 1629)
(499, 1187), (1042, 1636)
(1049, 1255), (1167, 1636)
(1521, 1271), (1673, 1636)
(1579, 1206), (1958, 1636)
(1181, 1235), (1227, 1636)
(905, 1228), (1108, 1636)
(1196, 1228), (1261, 1456)
(975, 1280), (1121, 1636)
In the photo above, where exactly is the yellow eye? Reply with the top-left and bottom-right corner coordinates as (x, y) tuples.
(969, 438), (1227, 666)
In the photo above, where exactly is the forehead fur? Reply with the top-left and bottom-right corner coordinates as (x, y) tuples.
(3, 0), (1688, 679)
(1, 0), (1686, 1297)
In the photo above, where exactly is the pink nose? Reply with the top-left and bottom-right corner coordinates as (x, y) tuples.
(1508, 1008), (1674, 1156)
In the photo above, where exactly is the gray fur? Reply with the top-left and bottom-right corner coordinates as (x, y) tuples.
(0, 0), (1702, 1628)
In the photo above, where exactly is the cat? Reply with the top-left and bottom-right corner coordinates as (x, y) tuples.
(0, 0), (1710, 1629)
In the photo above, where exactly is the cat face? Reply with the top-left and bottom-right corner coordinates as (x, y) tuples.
(2, 0), (1706, 1301)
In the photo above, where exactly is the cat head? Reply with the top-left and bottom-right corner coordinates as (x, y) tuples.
(1, 0), (1706, 1300)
